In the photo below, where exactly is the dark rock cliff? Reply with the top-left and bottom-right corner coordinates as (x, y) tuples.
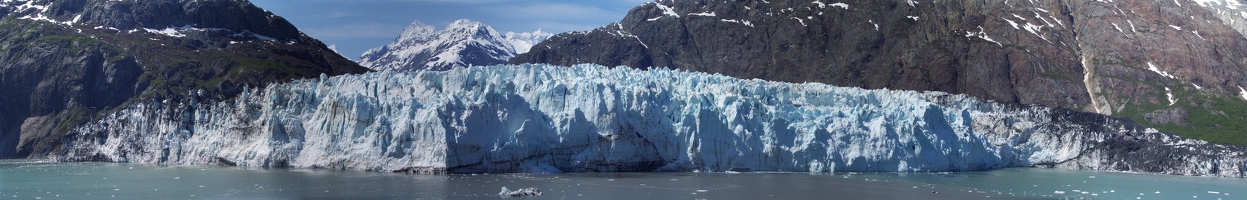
(0, 0), (369, 158)
(510, 0), (1247, 145)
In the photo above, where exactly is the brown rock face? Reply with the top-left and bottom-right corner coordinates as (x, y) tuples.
(511, 0), (1247, 144)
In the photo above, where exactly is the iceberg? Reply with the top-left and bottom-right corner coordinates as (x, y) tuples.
(55, 64), (1247, 176)
(499, 187), (542, 197)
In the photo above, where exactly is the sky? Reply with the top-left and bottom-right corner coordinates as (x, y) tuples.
(249, 0), (650, 60)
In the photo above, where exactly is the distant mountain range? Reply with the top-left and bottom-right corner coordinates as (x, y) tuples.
(358, 19), (552, 71)
(0, 0), (369, 158)
(512, 0), (1247, 145)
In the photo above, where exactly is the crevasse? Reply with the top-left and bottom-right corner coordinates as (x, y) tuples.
(56, 64), (1246, 176)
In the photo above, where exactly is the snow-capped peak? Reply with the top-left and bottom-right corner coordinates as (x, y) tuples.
(396, 20), (437, 43)
(358, 19), (551, 72)
(504, 29), (553, 54)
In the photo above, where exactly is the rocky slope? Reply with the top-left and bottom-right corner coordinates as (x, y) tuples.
(55, 64), (1247, 177)
(358, 19), (551, 71)
(0, 0), (370, 158)
(510, 0), (1247, 145)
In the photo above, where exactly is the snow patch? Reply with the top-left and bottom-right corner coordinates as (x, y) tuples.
(721, 19), (755, 27)
(1240, 86), (1247, 100)
(1003, 18), (1021, 29)
(1165, 87), (1177, 106)
(965, 26), (1003, 47)
(830, 3), (849, 9)
(1127, 20), (1138, 33)
(793, 17), (808, 26)
(655, 3), (680, 18)
(1146, 62), (1177, 79)
(144, 26), (188, 38)
(689, 12), (716, 17)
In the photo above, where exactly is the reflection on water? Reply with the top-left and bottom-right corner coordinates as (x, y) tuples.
(2, 159), (1244, 199)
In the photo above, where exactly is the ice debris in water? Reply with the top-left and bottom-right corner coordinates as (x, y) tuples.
(499, 187), (541, 197)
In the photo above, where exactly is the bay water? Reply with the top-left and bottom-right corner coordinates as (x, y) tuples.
(2, 159), (1244, 199)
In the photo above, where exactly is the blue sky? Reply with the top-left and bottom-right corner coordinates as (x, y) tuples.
(250, 0), (649, 60)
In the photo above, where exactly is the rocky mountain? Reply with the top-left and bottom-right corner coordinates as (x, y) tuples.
(55, 64), (1247, 177)
(510, 0), (1247, 145)
(0, 0), (370, 158)
(358, 19), (552, 71)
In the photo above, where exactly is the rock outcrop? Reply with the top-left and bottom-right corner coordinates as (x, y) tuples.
(0, 0), (370, 158)
(510, 0), (1247, 144)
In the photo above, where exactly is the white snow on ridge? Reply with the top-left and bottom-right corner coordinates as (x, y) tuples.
(654, 3), (680, 18)
(144, 27), (188, 38)
(689, 12), (716, 17)
(56, 64), (1241, 174)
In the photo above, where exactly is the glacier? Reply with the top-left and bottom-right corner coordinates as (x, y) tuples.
(56, 64), (1247, 176)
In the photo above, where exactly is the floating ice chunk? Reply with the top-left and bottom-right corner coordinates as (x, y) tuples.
(1055, 191), (1066, 194)
(499, 187), (542, 197)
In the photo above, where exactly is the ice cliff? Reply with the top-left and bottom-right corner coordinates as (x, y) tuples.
(55, 64), (1247, 177)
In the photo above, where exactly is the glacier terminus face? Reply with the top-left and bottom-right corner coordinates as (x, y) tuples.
(56, 64), (1247, 177)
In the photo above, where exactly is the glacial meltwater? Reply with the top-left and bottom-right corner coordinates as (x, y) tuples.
(2, 159), (1245, 199)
